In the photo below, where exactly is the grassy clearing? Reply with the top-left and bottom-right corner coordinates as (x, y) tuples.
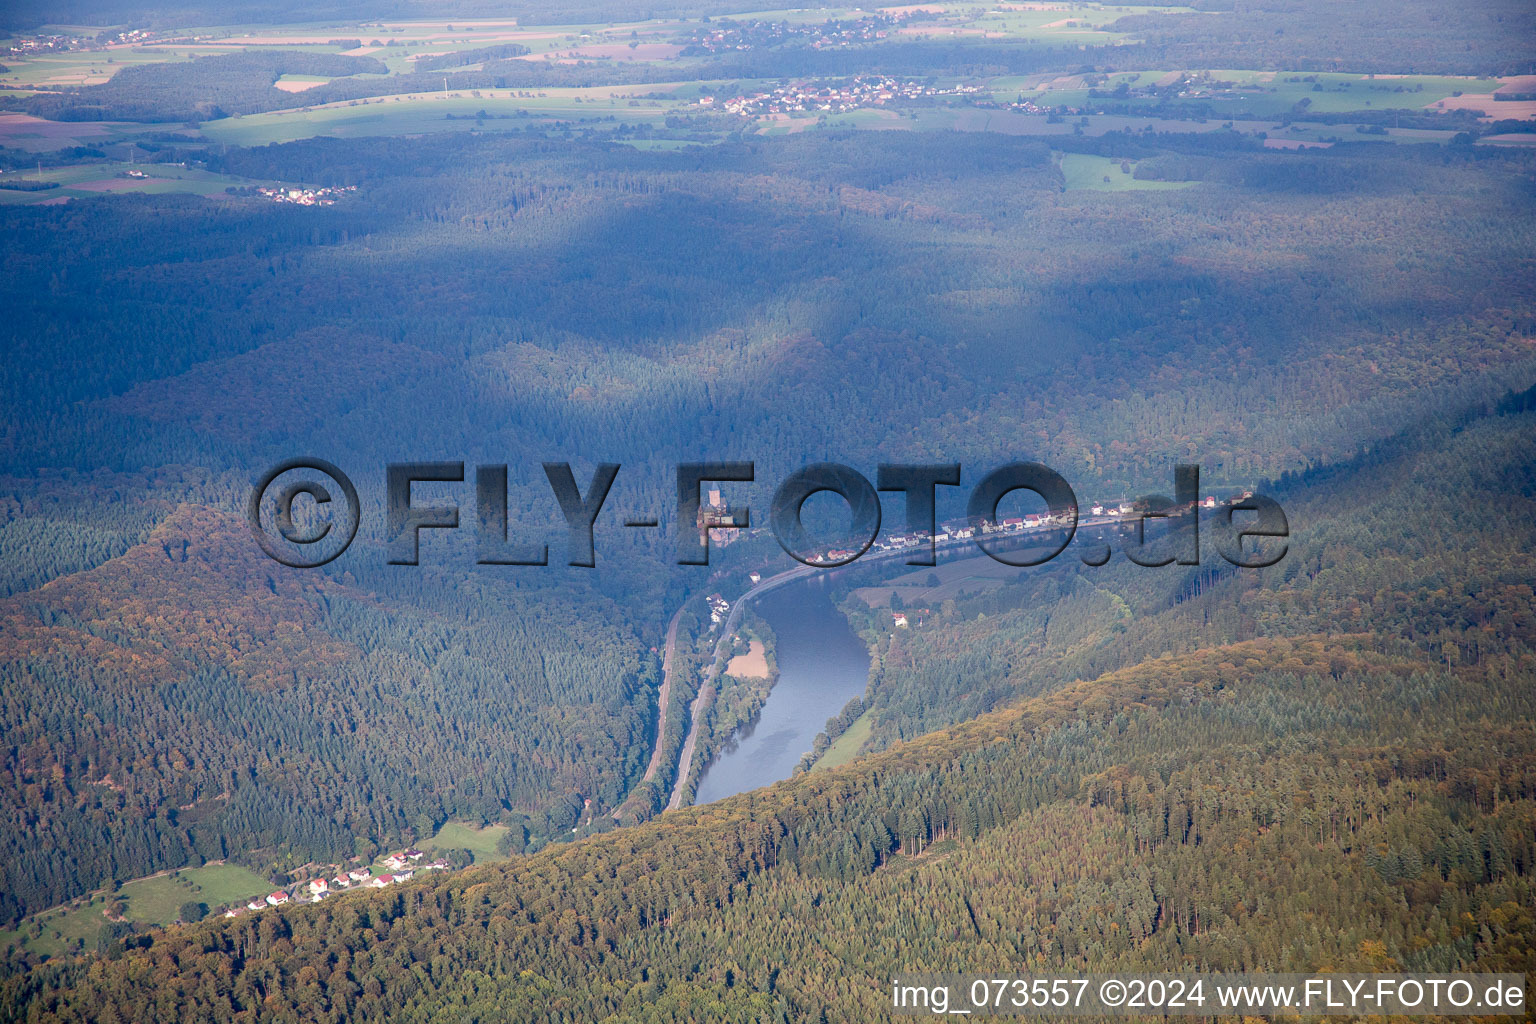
(814, 710), (872, 771)
(0, 863), (271, 958)
(0, 161), (257, 204)
(422, 821), (511, 863)
(121, 864), (272, 925)
(1059, 152), (1196, 191)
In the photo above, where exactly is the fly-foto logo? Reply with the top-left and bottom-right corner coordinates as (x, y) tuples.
(249, 460), (1288, 570)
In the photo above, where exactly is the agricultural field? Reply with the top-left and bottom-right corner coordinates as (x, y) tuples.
(0, 111), (158, 152)
(0, 159), (258, 203)
(2, 6), (1529, 159)
(0, 45), (222, 90)
(992, 69), (1509, 116)
(199, 83), (688, 146)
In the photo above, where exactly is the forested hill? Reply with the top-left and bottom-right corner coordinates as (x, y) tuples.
(5, 407), (1532, 1023)
(6, 644), (1530, 1021)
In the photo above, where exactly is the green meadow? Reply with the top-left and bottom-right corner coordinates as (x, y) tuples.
(0, 161), (257, 204)
(200, 86), (686, 146)
(1058, 152), (1198, 191)
(0, 863), (271, 958)
(422, 821), (512, 863)
(813, 711), (873, 771)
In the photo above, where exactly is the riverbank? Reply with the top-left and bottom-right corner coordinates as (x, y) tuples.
(693, 582), (870, 805)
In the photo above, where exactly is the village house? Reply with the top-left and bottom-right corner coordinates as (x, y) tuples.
(266, 891), (289, 906)
(348, 867), (372, 882)
(308, 878), (328, 895)
(706, 594), (729, 623)
(370, 874), (395, 888)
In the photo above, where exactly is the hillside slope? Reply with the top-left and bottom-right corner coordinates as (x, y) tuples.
(5, 633), (1530, 1022)
(6, 408), (1534, 1021)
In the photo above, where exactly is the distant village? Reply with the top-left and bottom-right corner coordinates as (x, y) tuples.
(255, 185), (358, 206)
(705, 492), (1244, 576)
(706, 76), (987, 117)
(678, 11), (932, 56)
(223, 848), (451, 919)
(4, 34), (82, 57)
(3, 28), (186, 56)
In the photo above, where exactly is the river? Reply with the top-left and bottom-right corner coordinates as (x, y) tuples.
(692, 579), (870, 805)
(688, 528), (1099, 804)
